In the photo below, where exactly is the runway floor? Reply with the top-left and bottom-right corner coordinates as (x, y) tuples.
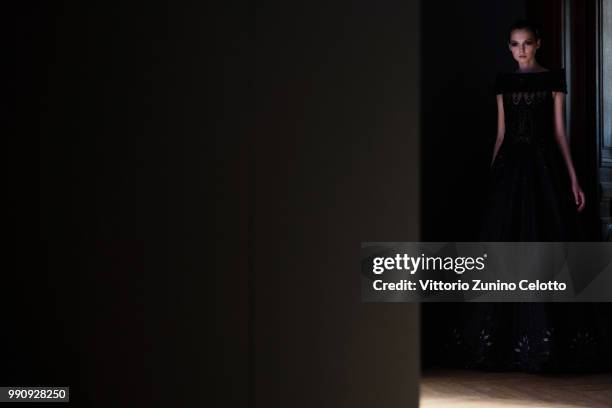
(421, 369), (612, 408)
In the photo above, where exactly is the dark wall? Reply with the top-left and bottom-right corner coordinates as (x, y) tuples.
(566, 0), (602, 240)
(9, 1), (251, 406)
(252, 0), (420, 406)
(8, 1), (421, 407)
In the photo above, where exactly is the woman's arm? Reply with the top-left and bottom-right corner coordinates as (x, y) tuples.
(553, 91), (585, 212)
(491, 94), (505, 166)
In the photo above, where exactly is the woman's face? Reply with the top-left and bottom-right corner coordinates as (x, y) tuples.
(508, 29), (540, 64)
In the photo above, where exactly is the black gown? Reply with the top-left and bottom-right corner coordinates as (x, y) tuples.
(433, 69), (611, 373)
(481, 69), (577, 241)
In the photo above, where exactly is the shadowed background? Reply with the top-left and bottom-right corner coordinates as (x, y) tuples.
(7, 1), (421, 406)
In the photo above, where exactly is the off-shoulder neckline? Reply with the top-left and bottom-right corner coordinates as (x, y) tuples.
(511, 70), (551, 75)
(506, 69), (563, 75)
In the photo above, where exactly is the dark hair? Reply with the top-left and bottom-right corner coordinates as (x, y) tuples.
(508, 19), (541, 41)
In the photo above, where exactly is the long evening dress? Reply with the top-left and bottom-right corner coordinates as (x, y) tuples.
(434, 69), (611, 373)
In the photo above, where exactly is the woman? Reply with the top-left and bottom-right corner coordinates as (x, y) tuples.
(440, 20), (608, 373)
(482, 20), (584, 241)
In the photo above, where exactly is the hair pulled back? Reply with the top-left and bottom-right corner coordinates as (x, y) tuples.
(508, 19), (541, 42)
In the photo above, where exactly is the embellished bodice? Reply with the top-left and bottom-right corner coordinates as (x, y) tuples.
(495, 69), (567, 149)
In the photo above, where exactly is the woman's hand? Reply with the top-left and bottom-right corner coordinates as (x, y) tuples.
(572, 182), (586, 213)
